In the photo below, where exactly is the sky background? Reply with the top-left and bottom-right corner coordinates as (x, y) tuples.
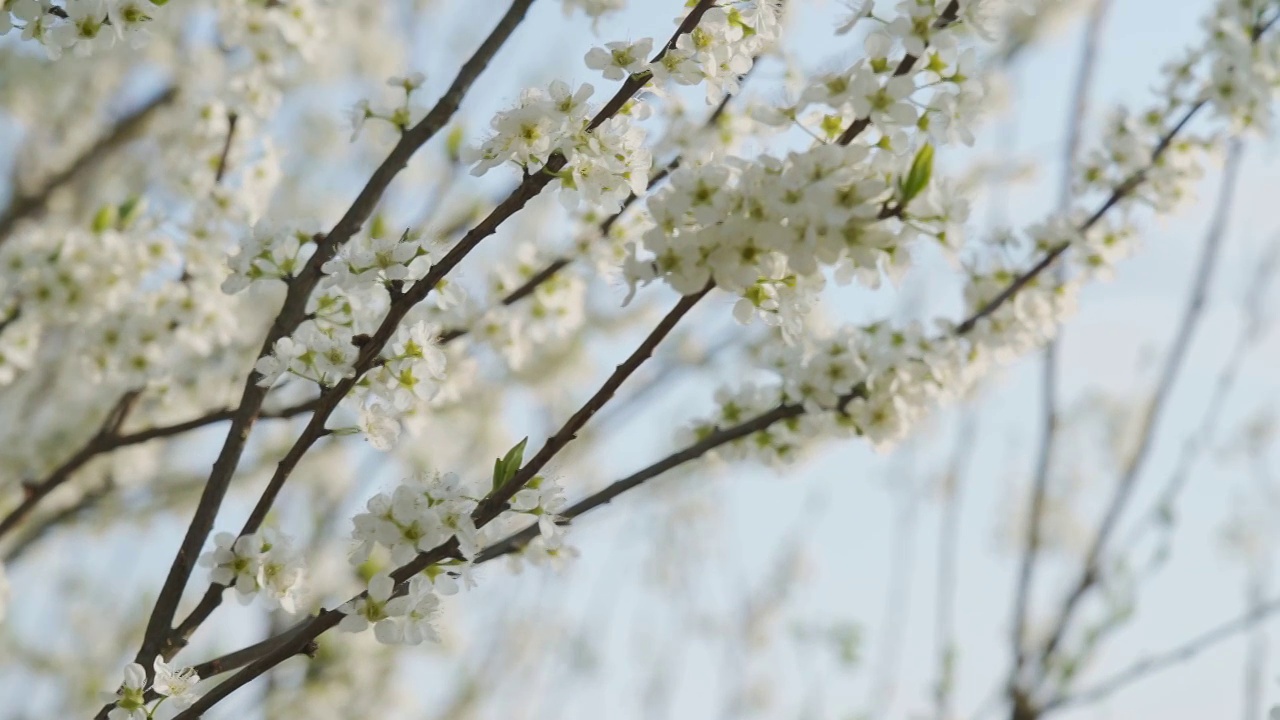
(6, 0), (1280, 718)
(442, 1), (1280, 718)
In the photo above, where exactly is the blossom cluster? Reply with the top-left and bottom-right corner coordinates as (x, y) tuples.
(105, 657), (202, 720)
(561, 0), (627, 20)
(466, 80), (652, 214)
(349, 469), (566, 566)
(198, 528), (307, 613)
(682, 0), (1279, 467)
(336, 469), (567, 645)
(468, 2), (780, 216)
(228, 218), (457, 450)
(1, 0), (163, 58)
(623, 0), (980, 335)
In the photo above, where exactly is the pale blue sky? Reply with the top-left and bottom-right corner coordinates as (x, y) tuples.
(6, 1), (1280, 718)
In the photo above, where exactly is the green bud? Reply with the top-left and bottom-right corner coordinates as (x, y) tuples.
(117, 196), (144, 229)
(445, 124), (465, 164)
(91, 205), (117, 233)
(897, 142), (935, 206)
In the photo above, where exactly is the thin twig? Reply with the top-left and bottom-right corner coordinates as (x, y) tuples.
(836, 1), (961, 146)
(1045, 596), (1280, 711)
(0, 87), (178, 245)
(144, 0), (722, 678)
(1009, 0), (1110, 699)
(213, 112), (239, 184)
(0, 398), (316, 543)
(168, 282), (715, 719)
(127, 0), (540, 674)
(1031, 138), (1247, 680)
(933, 413), (979, 720)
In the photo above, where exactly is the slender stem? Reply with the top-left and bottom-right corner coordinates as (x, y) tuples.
(128, 0), (539, 671)
(0, 398), (316, 543)
(933, 414), (978, 720)
(0, 87), (177, 245)
(1031, 138), (1246, 679)
(835, 1), (961, 146)
(1045, 596), (1280, 712)
(1009, 0), (1110, 698)
(145, 0), (723, 680)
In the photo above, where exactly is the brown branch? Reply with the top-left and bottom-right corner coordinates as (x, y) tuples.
(835, 1), (961, 146)
(1009, 0), (1111, 698)
(0, 392), (138, 540)
(477, 283), (713, 520)
(213, 112), (239, 184)
(143, 0), (720, 677)
(167, 282), (715, 719)
(1044, 596), (1280, 712)
(2, 477), (114, 563)
(474, 388), (811, 563)
(1029, 138), (1246, 688)
(0, 397), (316, 544)
(127, 0), (540, 672)
(0, 87), (178, 245)
(932, 413), (979, 720)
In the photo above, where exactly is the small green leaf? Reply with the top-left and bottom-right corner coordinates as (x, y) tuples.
(445, 124), (465, 164)
(898, 142), (935, 206)
(117, 196), (143, 229)
(491, 437), (529, 492)
(91, 205), (117, 233)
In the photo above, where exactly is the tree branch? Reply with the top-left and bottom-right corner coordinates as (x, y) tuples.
(0, 398), (317, 544)
(1044, 596), (1280, 712)
(836, 0), (961, 146)
(1009, 0), (1111, 698)
(128, 0), (540, 671)
(142, 0), (721, 674)
(0, 87), (178, 245)
(1030, 138), (1246, 683)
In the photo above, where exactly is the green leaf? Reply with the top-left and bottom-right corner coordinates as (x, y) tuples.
(491, 437), (529, 492)
(898, 142), (935, 206)
(445, 124), (465, 164)
(91, 205), (117, 233)
(117, 196), (143, 229)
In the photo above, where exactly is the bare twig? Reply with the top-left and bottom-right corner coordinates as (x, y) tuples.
(1045, 596), (1280, 711)
(0, 398), (316, 543)
(1030, 138), (1246, 683)
(1009, 0), (1111, 699)
(0, 392), (139, 539)
(128, 0), (540, 673)
(933, 413), (979, 720)
(0, 87), (178, 245)
(1120, 238), (1280, 564)
(139, 0), (723, 681)
(836, 1), (961, 146)
(213, 112), (239, 184)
